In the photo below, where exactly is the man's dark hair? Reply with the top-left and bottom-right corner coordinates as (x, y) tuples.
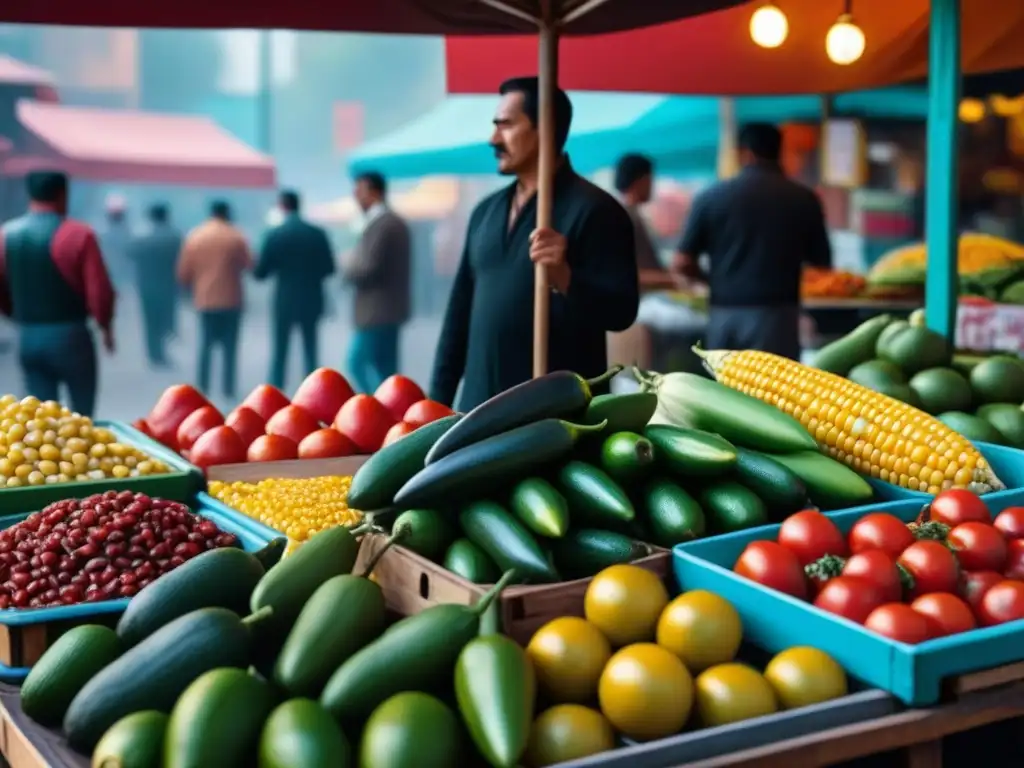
(210, 200), (231, 221)
(355, 172), (387, 198)
(279, 190), (300, 213)
(148, 203), (169, 224)
(26, 171), (67, 203)
(498, 76), (573, 154)
(739, 123), (783, 163)
(614, 154), (654, 194)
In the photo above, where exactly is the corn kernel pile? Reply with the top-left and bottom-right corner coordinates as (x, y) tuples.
(0, 395), (169, 488)
(208, 476), (362, 542)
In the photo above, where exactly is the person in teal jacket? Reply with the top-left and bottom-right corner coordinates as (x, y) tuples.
(128, 203), (181, 367)
(254, 190), (335, 391)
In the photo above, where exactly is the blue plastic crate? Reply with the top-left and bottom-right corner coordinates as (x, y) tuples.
(869, 441), (1024, 501)
(675, 489), (1024, 706)
(194, 491), (283, 541)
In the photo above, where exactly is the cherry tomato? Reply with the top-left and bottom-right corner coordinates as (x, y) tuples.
(929, 489), (992, 527)
(847, 513), (915, 560)
(910, 593), (976, 637)
(898, 541), (960, 599)
(813, 576), (886, 624)
(734, 541), (808, 600)
(978, 580), (1024, 626)
(864, 604), (933, 644)
(841, 550), (903, 602)
(1003, 539), (1024, 581)
(993, 507), (1024, 540)
(948, 522), (1008, 573)
(778, 510), (848, 566)
(962, 570), (1005, 615)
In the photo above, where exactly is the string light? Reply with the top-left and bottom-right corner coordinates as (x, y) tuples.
(750, 4), (789, 49)
(825, 6), (866, 65)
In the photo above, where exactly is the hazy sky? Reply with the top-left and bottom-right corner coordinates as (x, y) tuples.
(217, 30), (299, 93)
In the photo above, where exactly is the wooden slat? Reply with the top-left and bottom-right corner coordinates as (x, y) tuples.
(206, 455), (369, 483)
(0, 701), (47, 768)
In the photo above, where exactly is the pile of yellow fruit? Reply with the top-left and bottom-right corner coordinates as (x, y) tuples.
(208, 475), (363, 546)
(0, 395), (169, 488)
(522, 565), (849, 766)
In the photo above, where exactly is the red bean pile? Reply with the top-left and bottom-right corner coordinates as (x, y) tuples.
(0, 490), (239, 609)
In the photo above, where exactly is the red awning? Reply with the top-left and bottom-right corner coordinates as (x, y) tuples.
(0, 56), (55, 88)
(8, 101), (275, 188)
(446, 0), (1024, 95)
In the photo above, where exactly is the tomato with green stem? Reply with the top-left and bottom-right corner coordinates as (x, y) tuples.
(777, 510), (847, 567)
(841, 550), (905, 603)
(948, 522), (1007, 573)
(847, 513), (915, 560)
(898, 541), (960, 599)
(813, 576), (885, 624)
(928, 490), (992, 527)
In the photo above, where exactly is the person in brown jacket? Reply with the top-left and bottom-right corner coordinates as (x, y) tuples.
(177, 200), (252, 398)
(341, 172), (411, 393)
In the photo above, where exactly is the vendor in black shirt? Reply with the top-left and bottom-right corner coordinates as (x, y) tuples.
(430, 76), (639, 410)
(673, 123), (832, 360)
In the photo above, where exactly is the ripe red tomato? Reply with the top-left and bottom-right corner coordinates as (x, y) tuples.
(382, 421), (417, 447)
(847, 513), (916, 560)
(292, 368), (355, 425)
(978, 580), (1024, 626)
(175, 405), (224, 453)
(1002, 539), (1024, 581)
(190, 425), (246, 469)
(948, 522), (1008, 573)
(225, 406), (266, 449)
(864, 604), (933, 644)
(733, 541), (808, 600)
(266, 405), (321, 445)
(962, 570), (1004, 615)
(242, 384), (291, 422)
(404, 399), (455, 428)
(994, 507), (1024, 541)
(298, 428), (357, 459)
(813, 576), (886, 624)
(929, 489), (992, 527)
(777, 510), (848, 566)
(247, 434), (299, 463)
(910, 593), (976, 637)
(334, 394), (396, 453)
(842, 550), (903, 602)
(375, 376), (427, 423)
(898, 541), (960, 599)
(146, 384), (211, 451)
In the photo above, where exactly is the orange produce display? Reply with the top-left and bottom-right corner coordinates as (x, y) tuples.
(800, 268), (866, 300)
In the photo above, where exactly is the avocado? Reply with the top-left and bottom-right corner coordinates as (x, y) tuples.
(875, 320), (910, 354)
(874, 381), (923, 410)
(848, 359), (906, 390)
(970, 356), (1024, 405)
(937, 412), (1007, 445)
(812, 314), (893, 376)
(877, 325), (952, 375)
(976, 404), (1024, 448)
(909, 368), (973, 415)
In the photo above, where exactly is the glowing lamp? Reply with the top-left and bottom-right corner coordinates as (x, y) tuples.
(825, 14), (865, 65)
(750, 4), (789, 49)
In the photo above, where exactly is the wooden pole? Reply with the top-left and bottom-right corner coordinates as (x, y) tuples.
(533, 19), (559, 378)
(716, 97), (739, 179)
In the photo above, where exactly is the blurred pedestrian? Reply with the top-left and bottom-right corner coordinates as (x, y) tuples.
(615, 154), (676, 291)
(177, 200), (252, 399)
(128, 203), (181, 368)
(0, 171), (116, 416)
(98, 193), (132, 291)
(255, 190), (335, 391)
(341, 171), (411, 394)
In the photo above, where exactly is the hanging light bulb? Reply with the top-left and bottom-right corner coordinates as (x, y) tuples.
(750, 4), (789, 49)
(958, 98), (986, 124)
(826, 2), (865, 66)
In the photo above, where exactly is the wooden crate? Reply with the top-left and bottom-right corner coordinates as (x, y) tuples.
(354, 533), (671, 645)
(206, 455), (369, 484)
(0, 612), (119, 669)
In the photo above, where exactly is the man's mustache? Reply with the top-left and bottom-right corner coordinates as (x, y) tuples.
(491, 144), (507, 156)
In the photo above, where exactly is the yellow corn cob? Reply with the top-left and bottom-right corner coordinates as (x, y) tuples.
(694, 347), (1005, 495)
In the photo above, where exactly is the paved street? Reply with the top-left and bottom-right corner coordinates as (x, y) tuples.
(0, 284), (444, 421)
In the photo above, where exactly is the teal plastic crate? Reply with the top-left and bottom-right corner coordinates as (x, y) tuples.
(0, 420), (203, 514)
(869, 441), (1024, 502)
(675, 489), (1024, 706)
(194, 491), (282, 541)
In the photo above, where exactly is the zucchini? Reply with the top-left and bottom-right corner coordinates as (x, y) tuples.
(117, 546), (266, 648)
(583, 392), (658, 435)
(64, 607), (263, 751)
(460, 500), (560, 583)
(347, 414), (461, 511)
(394, 418), (606, 508)
(254, 537), (288, 570)
(165, 668), (276, 768)
(645, 424), (737, 477)
(599, 431), (656, 484)
(699, 482), (769, 533)
(259, 699), (353, 768)
(22, 625), (122, 727)
(558, 460), (635, 525)
(551, 529), (649, 580)
(640, 479), (706, 547)
(425, 368), (620, 465)
(762, 450), (874, 509)
(92, 711), (168, 768)
(508, 477), (570, 538)
(391, 508), (455, 561)
(733, 447), (809, 516)
(443, 539), (501, 584)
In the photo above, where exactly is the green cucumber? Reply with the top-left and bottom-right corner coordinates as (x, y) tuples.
(558, 460), (635, 525)
(117, 546), (266, 648)
(92, 711), (168, 768)
(640, 479), (706, 547)
(733, 447), (810, 515)
(599, 431), (656, 484)
(359, 692), (463, 768)
(395, 418), (606, 508)
(460, 500), (559, 583)
(250, 525), (362, 635)
(259, 699), (352, 768)
(443, 539), (501, 584)
(583, 392), (658, 435)
(812, 314), (894, 375)
(64, 607), (262, 751)
(320, 571), (516, 722)
(551, 529), (649, 580)
(22, 625), (122, 727)
(347, 414), (462, 511)
(645, 424), (738, 477)
(699, 482), (769, 533)
(763, 450), (874, 509)
(254, 538), (288, 571)
(391, 508), (454, 561)
(165, 668), (276, 768)
(425, 367), (621, 464)
(508, 477), (570, 538)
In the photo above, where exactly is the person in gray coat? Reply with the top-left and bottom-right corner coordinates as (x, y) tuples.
(128, 203), (181, 367)
(341, 171), (411, 394)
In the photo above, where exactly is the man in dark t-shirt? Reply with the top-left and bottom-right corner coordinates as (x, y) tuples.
(674, 123), (832, 360)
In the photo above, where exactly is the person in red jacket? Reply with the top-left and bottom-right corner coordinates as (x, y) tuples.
(0, 171), (116, 416)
